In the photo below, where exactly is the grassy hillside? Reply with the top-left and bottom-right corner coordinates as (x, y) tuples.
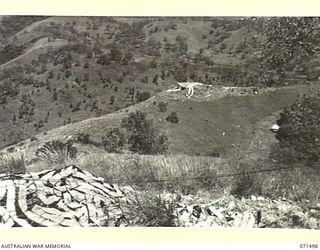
(0, 16), (282, 149)
(2, 84), (314, 162)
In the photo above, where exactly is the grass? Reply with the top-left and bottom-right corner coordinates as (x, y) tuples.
(19, 147), (320, 203)
(68, 152), (231, 196)
(35, 140), (77, 167)
(0, 149), (319, 228)
(119, 191), (176, 226)
(2, 143), (320, 204)
(0, 152), (26, 174)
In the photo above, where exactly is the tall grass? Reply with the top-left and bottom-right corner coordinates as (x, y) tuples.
(0, 152), (27, 174)
(70, 153), (230, 196)
(26, 147), (320, 202)
(119, 191), (176, 226)
(35, 140), (77, 166)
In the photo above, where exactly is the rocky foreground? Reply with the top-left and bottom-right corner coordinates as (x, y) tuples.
(0, 166), (319, 228)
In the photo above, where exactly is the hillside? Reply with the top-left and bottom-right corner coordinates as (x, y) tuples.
(2, 83), (314, 163)
(1, 16), (320, 228)
(3, 16), (316, 150)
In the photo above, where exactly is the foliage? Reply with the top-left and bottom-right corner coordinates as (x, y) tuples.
(109, 46), (122, 62)
(128, 192), (176, 226)
(0, 44), (25, 65)
(0, 152), (26, 174)
(77, 133), (91, 144)
(121, 111), (168, 154)
(0, 16), (46, 39)
(96, 54), (110, 65)
(35, 140), (77, 164)
(158, 101), (167, 112)
(18, 94), (35, 123)
(166, 112), (179, 124)
(101, 128), (125, 153)
(136, 91), (151, 103)
(274, 90), (320, 168)
(0, 81), (19, 98)
(260, 17), (320, 85)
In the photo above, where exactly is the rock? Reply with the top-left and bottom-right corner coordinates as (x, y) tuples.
(231, 212), (243, 227)
(257, 196), (265, 201)
(0, 207), (10, 223)
(60, 218), (78, 227)
(69, 189), (86, 202)
(207, 206), (225, 222)
(67, 202), (82, 210)
(250, 195), (257, 201)
(1, 217), (14, 227)
(6, 183), (16, 214)
(240, 211), (255, 228)
(63, 192), (72, 204)
(0, 186), (6, 200)
(25, 210), (46, 225)
(0, 165), (318, 228)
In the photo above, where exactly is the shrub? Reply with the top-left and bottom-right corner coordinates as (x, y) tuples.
(109, 95), (115, 105)
(166, 112), (179, 124)
(102, 128), (125, 153)
(274, 91), (320, 168)
(230, 164), (260, 198)
(127, 192), (175, 227)
(158, 101), (167, 112)
(35, 140), (77, 164)
(136, 91), (151, 103)
(96, 54), (110, 65)
(109, 47), (122, 62)
(77, 133), (90, 144)
(121, 111), (168, 154)
(30, 136), (38, 142)
(0, 152), (26, 174)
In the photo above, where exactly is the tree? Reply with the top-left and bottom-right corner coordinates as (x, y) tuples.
(136, 91), (151, 102)
(109, 95), (115, 105)
(102, 128), (125, 153)
(274, 90), (320, 168)
(121, 111), (168, 154)
(96, 54), (110, 65)
(122, 51), (133, 65)
(18, 94), (35, 123)
(158, 101), (167, 112)
(48, 70), (54, 79)
(166, 112), (179, 123)
(109, 46), (122, 62)
(260, 17), (320, 85)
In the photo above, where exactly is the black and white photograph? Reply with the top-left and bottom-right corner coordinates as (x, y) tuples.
(0, 16), (319, 228)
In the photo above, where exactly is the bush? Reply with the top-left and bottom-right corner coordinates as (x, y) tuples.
(136, 91), (151, 103)
(101, 128), (125, 153)
(0, 152), (26, 174)
(35, 140), (77, 164)
(127, 192), (175, 226)
(77, 133), (90, 144)
(121, 111), (168, 154)
(230, 163), (262, 198)
(96, 54), (110, 65)
(166, 112), (179, 123)
(158, 101), (167, 112)
(275, 91), (320, 168)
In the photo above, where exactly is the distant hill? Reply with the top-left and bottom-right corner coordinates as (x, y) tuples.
(0, 16), (259, 149)
(0, 16), (318, 150)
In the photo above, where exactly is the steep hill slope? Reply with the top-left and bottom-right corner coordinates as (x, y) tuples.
(2, 84), (313, 161)
(1, 16), (319, 152)
(0, 16), (272, 149)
